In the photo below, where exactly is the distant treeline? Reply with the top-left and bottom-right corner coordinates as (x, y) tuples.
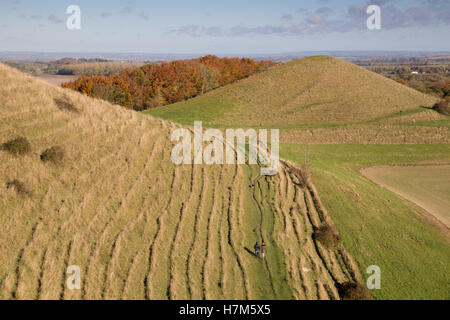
(62, 55), (277, 111)
(57, 62), (145, 76)
(5, 58), (111, 76)
(355, 57), (450, 99)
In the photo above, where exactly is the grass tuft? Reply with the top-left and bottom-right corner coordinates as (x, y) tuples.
(313, 223), (342, 249)
(290, 164), (311, 187)
(1, 137), (31, 156)
(337, 281), (372, 300)
(432, 99), (450, 116)
(6, 179), (31, 197)
(40, 145), (65, 165)
(54, 97), (79, 113)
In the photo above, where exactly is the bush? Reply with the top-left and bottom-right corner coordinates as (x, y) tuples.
(291, 164), (311, 187)
(313, 223), (342, 249)
(433, 100), (450, 116)
(1, 137), (31, 155)
(40, 146), (65, 165)
(337, 281), (372, 300)
(6, 179), (31, 197)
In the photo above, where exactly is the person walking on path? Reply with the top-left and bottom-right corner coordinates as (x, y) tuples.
(254, 242), (260, 257)
(261, 242), (266, 260)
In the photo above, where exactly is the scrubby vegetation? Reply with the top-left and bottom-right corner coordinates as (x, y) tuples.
(289, 163), (311, 188)
(433, 99), (450, 116)
(6, 179), (31, 197)
(40, 146), (65, 165)
(62, 55), (276, 111)
(1, 137), (31, 155)
(54, 97), (79, 113)
(337, 281), (372, 300)
(313, 223), (342, 249)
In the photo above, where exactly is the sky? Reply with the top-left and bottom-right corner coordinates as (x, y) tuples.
(0, 0), (449, 53)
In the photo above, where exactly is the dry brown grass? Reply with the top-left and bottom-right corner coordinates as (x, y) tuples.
(6, 179), (31, 197)
(281, 124), (450, 144)
(0, 62), (360, 300)
(290, 164), (311, 187)
(54, 97), (79, 114)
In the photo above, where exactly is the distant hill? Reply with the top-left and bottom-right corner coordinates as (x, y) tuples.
(149, 56), (438, 127)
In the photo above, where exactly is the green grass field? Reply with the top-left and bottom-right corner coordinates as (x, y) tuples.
(281, 144), (450, 300)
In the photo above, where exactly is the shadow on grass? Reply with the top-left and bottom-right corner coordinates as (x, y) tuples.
(244, 247), (258, 258)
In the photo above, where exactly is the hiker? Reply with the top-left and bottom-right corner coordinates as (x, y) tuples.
(261, 242), (266, 260)
(254, 242), (260, 257)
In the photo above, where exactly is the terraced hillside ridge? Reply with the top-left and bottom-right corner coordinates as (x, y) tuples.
(145, 56), (450, 299)
(0, 63), (362, 300)
(148, 56), (450, 144)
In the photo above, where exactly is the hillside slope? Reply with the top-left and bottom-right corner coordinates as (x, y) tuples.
(0, 64), (361, 300)
(148, 56), (449, 144)
(150, 56), (436, 125)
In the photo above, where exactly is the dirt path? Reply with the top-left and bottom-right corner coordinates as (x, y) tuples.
(250, 174), (275, 294)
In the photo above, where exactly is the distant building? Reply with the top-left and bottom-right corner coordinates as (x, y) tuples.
(411, 71), (419, 74)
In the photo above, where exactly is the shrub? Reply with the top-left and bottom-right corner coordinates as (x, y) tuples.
(40, 146), (65, 165)
(337, 281), (372, 300)
(1, 137), (31, 155)
(54, 97), (79, 114)
(313, 223), (342, 249)
(432, 99), (450, 116)
(291, 164), (311, 187)
(6, 179), (31, 197)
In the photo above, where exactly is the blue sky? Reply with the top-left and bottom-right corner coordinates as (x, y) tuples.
(1, 0), (449, 53)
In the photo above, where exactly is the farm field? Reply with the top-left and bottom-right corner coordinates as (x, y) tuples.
(0, 63), (362, 300)
(146, 57), (450, 300)
(362, 165), (450, 228)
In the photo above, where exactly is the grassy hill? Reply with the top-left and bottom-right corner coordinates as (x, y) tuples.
(148, 56), (437, 125)
(148, 56), (450, 144)
(146, 56), (450, 299)
(0, 63), (362, 300)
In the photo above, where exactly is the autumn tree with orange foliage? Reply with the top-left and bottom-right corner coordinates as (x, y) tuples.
(62, 55), (276, 111)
